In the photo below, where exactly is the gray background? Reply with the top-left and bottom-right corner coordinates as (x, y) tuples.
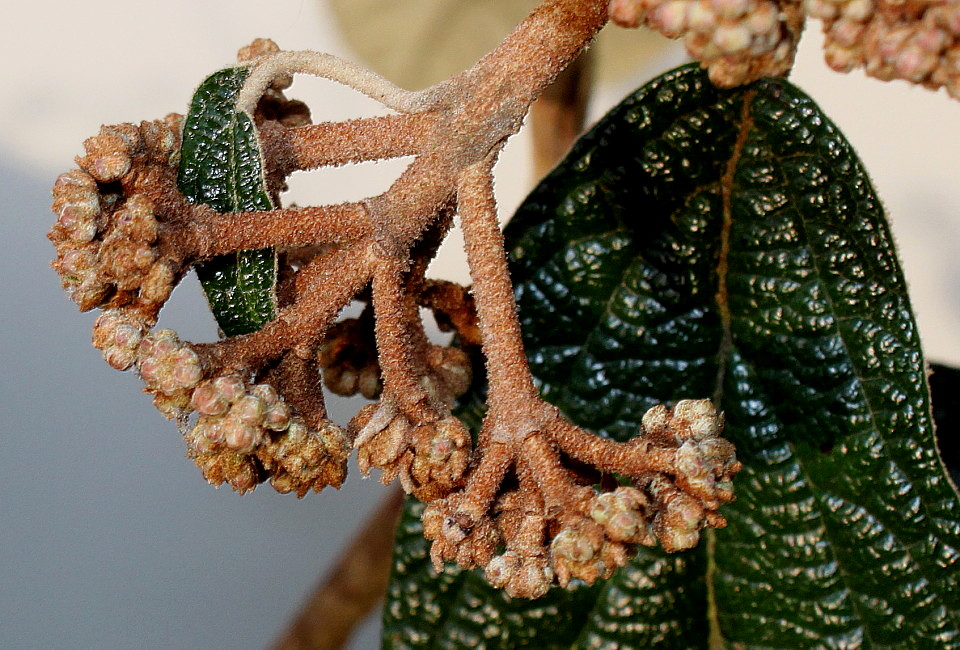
(2, 2), (959, 648)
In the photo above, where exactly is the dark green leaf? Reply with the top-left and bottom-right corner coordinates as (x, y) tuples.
(178, 67), (277, 337)
(383, 64), (960, 647)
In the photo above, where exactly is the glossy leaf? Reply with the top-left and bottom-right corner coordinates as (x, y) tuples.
(383, 64), (960, 647)
(178, 66), (277, 337)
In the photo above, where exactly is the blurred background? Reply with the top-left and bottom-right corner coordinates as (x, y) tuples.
(2, 1), (958, 647)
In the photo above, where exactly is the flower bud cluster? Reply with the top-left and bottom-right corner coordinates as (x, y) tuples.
(185, 373), (350, 495)
(318, 318), (383, 399)
(261, 418), (350, 496)
(89, 300), (350, 496)
(809, 0), (960, 98)
(137, 329), (204, 418)
(49, 118), (182, 316)
(189, 375), (291, 453)
(609, 0), (799, 86)
(92, 309), (148, 371)
(421, 400), (740, 599)
(485, 551), (556, 599)
(350, 405), (471, 501)
(421, 491), (500, 571)
(422, 345), (473, 406)
(641, 399), (739, 514)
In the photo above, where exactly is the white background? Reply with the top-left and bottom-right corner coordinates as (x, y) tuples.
(1, 3), (958, 648)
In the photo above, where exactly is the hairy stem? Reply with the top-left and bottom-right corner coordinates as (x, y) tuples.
(457, 160), (540, 415)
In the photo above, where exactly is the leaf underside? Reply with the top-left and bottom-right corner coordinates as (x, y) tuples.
(382, 64), (960, 648)
(178, 66), (277, 337)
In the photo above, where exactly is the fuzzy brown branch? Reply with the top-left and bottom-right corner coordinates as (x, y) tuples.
(50, 0), (745, 601)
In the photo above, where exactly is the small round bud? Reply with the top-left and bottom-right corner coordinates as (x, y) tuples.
(232, 394), (266, 426)
(212, 375), (246, 403)
(224, 420), (262, 453)
(712, 23), (752, 55)
(90, 152), (131, 183)
(263, 402), (291, 432)
(250, 384), (279, 407)
(191, 381), (230, 416)
(103, 345), (137, 371)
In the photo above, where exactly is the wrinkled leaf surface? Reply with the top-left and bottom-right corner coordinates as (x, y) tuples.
(383, 65), (960, 647)
(178, 66), (277, 337)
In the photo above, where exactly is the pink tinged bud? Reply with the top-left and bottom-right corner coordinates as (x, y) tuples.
(151, 330), (179, 356)
(138, 357), (162, 384)
(158, 373), (184, 397)
(232, 395), (266, 426)
(171, 346), (198, 367)
(878, 29), (911, 61)
(263, 402), (291, 431)
(831, 19), (864, 49)
(59, 207), (98, 243)
(710, 0), (751, 20)
(170, 364), (202, 390)
(608, 0), (644, 28)
(201, 421), (226, 444)
(55, 169), (97, 189)
(92, 312), (121, 348)
(103, 345), (137, 371)
(895, 45), (937, 82)
(212, 375), (245, 404)
(90, 152), (131, 183)
(651, 0), (689, 38)
(112, 323), (143, 351)
(429, 434), (456, 461)
(250, 384), (279, 406)
(224, 421), (261, 452)
(192, 382), (230, 416)
(133, 246), (156, 270)
(915, 28), (949, 55)
(711, 23), (752, 55)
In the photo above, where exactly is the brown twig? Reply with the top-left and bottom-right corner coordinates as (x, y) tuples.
(271, 487), (405, 650)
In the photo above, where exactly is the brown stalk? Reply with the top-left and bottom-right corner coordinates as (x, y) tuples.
(271, 487), (405, 650)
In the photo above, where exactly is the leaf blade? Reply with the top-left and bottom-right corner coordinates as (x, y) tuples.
(383, 64), (960, 647)
(177, 67), (277, 337)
